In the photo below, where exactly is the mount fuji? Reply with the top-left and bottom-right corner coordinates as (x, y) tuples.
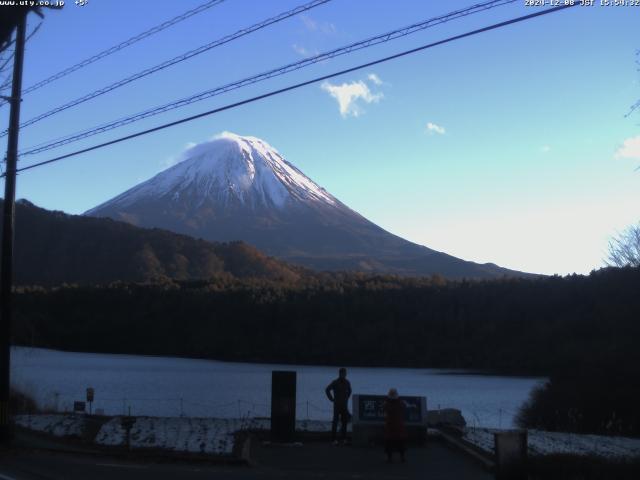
(86, 132), (529, 279)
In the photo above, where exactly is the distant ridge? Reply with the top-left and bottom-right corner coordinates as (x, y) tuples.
(2, 199), (302, 286)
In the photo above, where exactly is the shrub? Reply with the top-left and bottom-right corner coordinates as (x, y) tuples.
(516, 366), (640, 436)
(9, 387), (38, 414)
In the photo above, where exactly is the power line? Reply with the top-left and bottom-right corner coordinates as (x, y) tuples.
(18, 0), (517, 156)
(0, 51), (15, 75)
(0, 22), (42, 72)
(0, 33), (15, 89)
(3, 0), (333, 135)
(24, 21), (42, 46)
(0, 74), (12, 92)
(0, 21), (42, 95)
(0, 38), (15, 57)
(0, 0), (227, 99)
(7, 4), (578, 177)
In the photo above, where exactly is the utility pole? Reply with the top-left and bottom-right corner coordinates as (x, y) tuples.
(0, 12), (27, 446)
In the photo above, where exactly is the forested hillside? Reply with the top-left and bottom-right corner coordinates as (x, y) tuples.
(1, 199), (302, 284)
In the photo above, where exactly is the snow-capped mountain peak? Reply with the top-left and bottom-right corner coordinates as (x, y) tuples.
(88, 132), (337, 213)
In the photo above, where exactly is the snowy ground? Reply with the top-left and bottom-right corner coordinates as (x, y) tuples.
(15, 414), (334, 456)
(15, 415), (640, 459)
(96, 417), (338, 455)
(16, 414), (640, 460)
(463, 427), (640, 460)
(96, 417), (252, 455)
(14, 414), (85, 438)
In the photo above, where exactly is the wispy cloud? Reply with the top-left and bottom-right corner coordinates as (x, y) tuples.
(321, 79), (383, 118)
(292, 43), (318, 58)
(367, 73), (383, 86)
(425, 122), (446, 135)
(161, 142), (197, 169)
(615, 135), (640, 159)
(300, 14), (317, 31)
(300, 14), (336, 34)
(540, 145), (551, 153)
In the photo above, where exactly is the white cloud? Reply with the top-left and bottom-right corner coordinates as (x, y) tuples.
(212, 131), (234, 140)
(161, 142), (197, 169)
(322, 22), (337, 35)
(321, 80), (383, 117)
(425, 122), (446, 135)
(300, 14), (317, 31)
(540, 145), (551, 153)
(367, 73), (383, 86)
(292, 43), (318, 58)
(615, 135), (640, 159)
(292, 44), (308, 56)
(300, 14), (336, 34)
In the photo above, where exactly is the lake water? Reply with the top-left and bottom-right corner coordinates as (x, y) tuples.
(10, 347), (544, 428)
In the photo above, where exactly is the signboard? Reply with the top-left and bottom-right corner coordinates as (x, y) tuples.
(73, 401), (86, 412)
(86, 388), (94, 402)
(352, 394), (426, 425)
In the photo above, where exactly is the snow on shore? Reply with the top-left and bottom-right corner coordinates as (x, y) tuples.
(95, 417), (256, 455)
(95, 417), (335, 454)
(464, 427), (640, 459)
(15, 414), (334, 455)
(16, 414), (640, 460)
(14, 414), (85, 437)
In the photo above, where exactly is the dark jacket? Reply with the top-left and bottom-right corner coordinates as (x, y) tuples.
(325, 378), (352, 409)
(384, 398), (407, 440)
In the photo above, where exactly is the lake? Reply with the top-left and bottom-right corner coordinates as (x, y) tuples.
(10, 347), (544, 428)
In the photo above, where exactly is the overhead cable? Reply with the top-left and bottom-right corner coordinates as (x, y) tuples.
(0, 0), (227, 98)
(8, 4), (578, 177)
(18, 0), (517, 155)
(3, 0), (333, 133)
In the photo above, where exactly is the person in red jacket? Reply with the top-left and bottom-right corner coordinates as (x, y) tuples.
(383, 388), (407, 463)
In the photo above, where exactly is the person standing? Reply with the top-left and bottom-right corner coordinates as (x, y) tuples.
(325, 367), (352, 445)
(384, 388), (407, 463)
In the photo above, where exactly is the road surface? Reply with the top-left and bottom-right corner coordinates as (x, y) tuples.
(1, 441), (494, 480)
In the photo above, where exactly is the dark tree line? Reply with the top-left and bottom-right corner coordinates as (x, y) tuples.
(12, 267), (639, 373)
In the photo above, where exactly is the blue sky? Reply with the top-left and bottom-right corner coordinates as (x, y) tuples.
(1, 0), (638, 275)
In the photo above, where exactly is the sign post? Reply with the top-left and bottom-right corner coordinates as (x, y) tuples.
(86, 388), (94, 415)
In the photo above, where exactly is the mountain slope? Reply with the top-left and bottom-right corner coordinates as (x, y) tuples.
(1, 199), (302, 286)
(86, 132), (532, 279)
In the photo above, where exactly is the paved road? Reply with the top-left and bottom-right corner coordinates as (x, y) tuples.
(252, 440), (495, 480)
(1, 441), (494, 480)
(1, 449), (247, 480)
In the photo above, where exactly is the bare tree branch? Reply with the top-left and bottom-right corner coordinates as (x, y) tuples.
(607, 223), (640, 268)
